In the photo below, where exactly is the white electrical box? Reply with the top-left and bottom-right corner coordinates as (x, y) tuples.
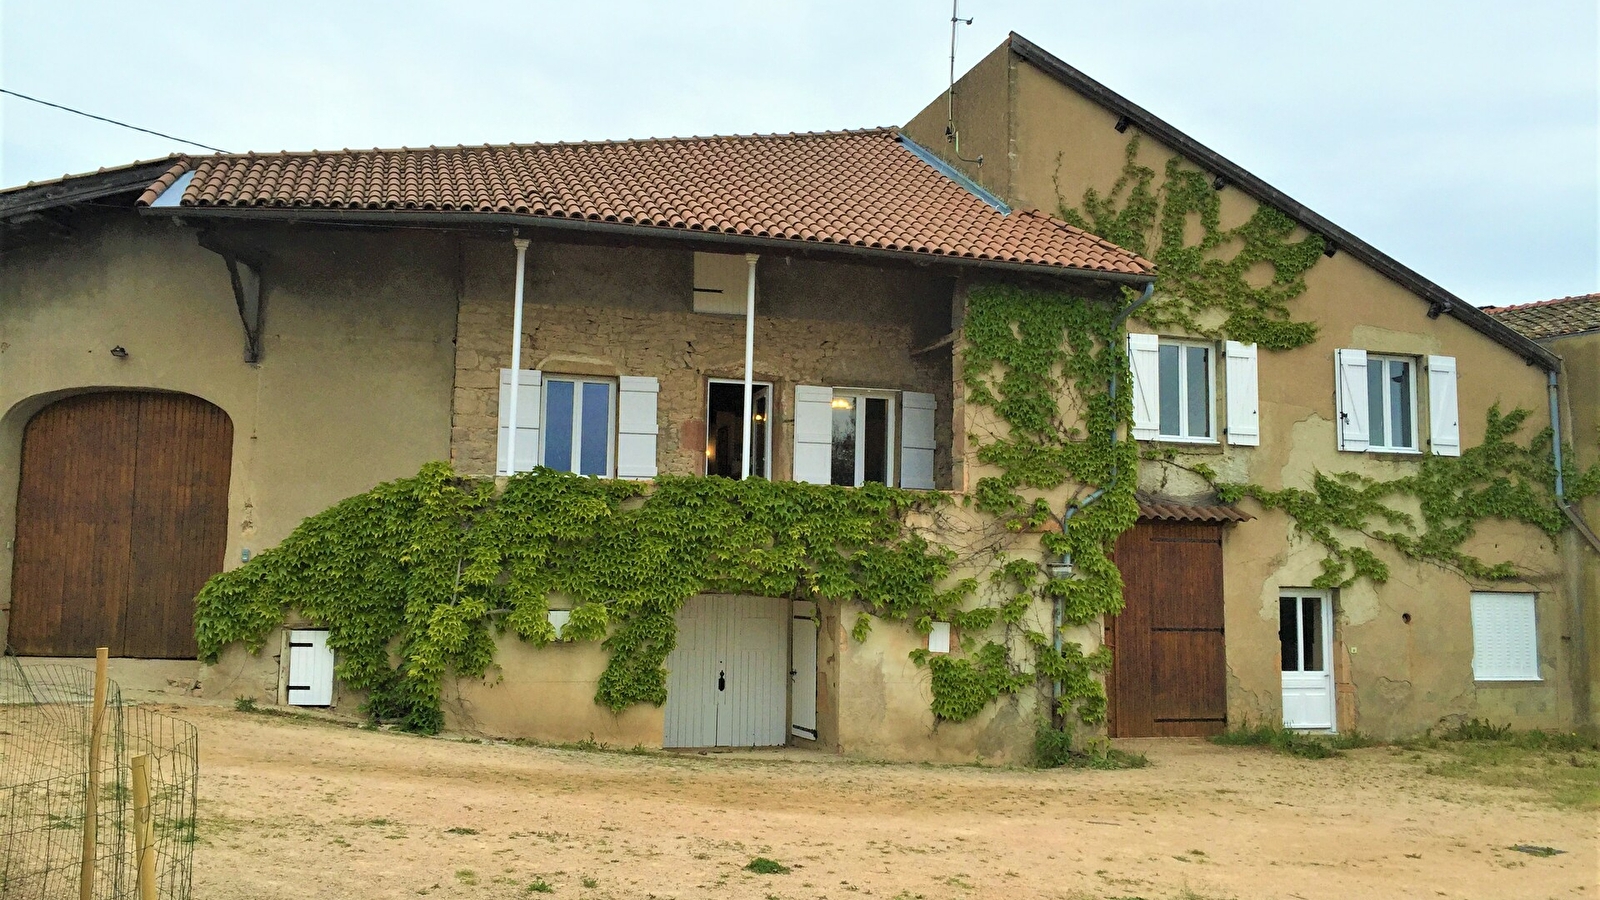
(927, 621), (952, 654)
(286, 629), (335, 706)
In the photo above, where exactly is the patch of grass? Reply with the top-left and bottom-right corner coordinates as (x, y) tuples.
(743, 857), (791, 875)
(1395, 721), (1600, 808)
(1211, 722), (1373, 759)
(233, 696), (258, 712)
(1034, 724), (1150, 770)
(455, 869), (479, 886)
(526, 878), (554, 893)
(580, 876), (598, 889)
(445, 826), (480, 835)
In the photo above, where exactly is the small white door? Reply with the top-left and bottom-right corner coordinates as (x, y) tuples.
(286, 629), (335, 707)
(1280, 592), (1336, 730)
(790, 600), (818, 740)
(663, 596), (789, 748)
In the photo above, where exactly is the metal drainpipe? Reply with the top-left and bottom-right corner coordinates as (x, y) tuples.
(1550, 370), (1566, 501)
(1052, 282), (1155, 718)
(505, 237), (531, 475)
(741, 253), (759, 480)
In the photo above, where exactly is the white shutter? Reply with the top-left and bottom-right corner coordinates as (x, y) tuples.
(1127, 333), (1160, 441)
(790, 600), (818, 740)
(1224, 340), (1260, 446)
(617, 375), (660, 480)
(899, 391), (937, 489)
(1427, 355), (1461, 457)
(1334, 349), (1369, 452)
(1470, 592), (1540, 681)
(793, 385), (834, 484)
(497, 368), (543, 475)
(286, 629), (335, 706)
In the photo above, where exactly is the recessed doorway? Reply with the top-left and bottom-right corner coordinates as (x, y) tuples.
(706, 379), (771, 479)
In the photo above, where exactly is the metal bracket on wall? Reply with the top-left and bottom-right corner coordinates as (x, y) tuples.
(197, 232), (264, 363)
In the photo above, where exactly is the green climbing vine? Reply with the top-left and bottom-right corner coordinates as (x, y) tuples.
(1058, 135), (1325, 350)
(1185, 406), (1600, 588)
(196, 467), (966, 733)
(941, 283), (1141, 725)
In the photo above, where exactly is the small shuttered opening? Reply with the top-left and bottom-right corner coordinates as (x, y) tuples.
(286, 629), (335, 706)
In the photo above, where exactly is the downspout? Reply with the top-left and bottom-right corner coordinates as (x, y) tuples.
(740, 253), (759, 480)
(505, 237), (530, 475)
(1551, 369), (1600, 552)
(1052, 282), (1155, 718)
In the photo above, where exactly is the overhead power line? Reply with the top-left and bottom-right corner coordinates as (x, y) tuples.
(0, 87), (229, 154)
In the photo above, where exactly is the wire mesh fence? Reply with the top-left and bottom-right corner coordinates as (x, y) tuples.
(0, 658), (197, 899)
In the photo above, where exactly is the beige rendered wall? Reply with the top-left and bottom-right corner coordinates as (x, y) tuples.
(910, 46), (1576, 737)
(1549, 332), (1600, 728)
(0, 215), (458, 675)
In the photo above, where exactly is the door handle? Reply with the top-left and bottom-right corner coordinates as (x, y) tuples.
(718, 671), (726, 692)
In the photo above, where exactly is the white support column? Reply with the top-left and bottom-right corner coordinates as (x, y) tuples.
(741, 253), (758, 480)
(506, 237), (531, 474)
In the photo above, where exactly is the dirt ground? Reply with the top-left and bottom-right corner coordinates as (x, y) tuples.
(172, 704), (1595, 900)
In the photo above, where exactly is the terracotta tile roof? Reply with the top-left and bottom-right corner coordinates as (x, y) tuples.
(1137, 496), (1253, 524)
(1484, 293), (1600, 340)
(134, 129), (1154, 277)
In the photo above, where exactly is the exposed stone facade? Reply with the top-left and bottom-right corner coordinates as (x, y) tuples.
(450, 239), (956, 485)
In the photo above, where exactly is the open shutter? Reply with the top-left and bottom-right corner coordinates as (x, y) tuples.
(1127, 333), (1160, 440)
(497, 368), (542, 475)
(286, 629), (335, 707)
(791, 600), (818, 740)
(1334, 349), (1369, 452)
(1223, 341), (1260, 446)
(793, 385), (834, 484)
(617, 375), (660, 479)
(899, 391), (937, 489)
(1427, 355), (1460, 457)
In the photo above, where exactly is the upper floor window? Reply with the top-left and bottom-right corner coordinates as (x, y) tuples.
(793, 386), (935, 489)
(1158, 341), (1213, 441)
(1366, 355), (1416, 452)
(830, 392), (895, 486)
(543, 376), (616, 476)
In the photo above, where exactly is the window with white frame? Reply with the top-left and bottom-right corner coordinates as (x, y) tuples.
(1158, 340), (1213, 441)
(1367, 355), (1417, 452)
(1470, 591), (1540, 681)
(542, 376), (616, 477)
(829, 392), (895, 486)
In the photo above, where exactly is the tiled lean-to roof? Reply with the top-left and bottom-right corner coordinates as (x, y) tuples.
(1485, 293), (1600, 340)
(134, 129), (1154, 278)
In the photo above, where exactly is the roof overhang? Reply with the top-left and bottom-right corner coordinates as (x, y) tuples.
(1007, 33), (1560, 371)
(0, 157), (187, 221)
(136, 202), (1158, 286)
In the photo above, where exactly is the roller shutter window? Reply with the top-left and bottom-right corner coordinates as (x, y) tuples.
(1470, 592), (1540, 681)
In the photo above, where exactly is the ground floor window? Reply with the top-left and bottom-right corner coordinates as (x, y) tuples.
(830, 392), (894, 486)
(706, 380), (771, 479)
(1470, 592), (1540, 681)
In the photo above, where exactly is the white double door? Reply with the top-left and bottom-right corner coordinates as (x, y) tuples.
(1280, 591), (1336, 731)
(664, 595), (791, 748)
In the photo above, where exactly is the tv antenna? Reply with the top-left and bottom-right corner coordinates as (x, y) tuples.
(945, 1), (982, 167)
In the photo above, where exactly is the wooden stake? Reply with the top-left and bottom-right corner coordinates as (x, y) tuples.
(132, 754), (156, 900)
(80, 647), (108, 900)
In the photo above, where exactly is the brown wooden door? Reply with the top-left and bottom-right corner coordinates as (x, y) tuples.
(8, 392), (232, 658)
(1107, 521), (1227, 737)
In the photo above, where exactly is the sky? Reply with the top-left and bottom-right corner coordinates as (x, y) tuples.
(1, 1), (1595, 308)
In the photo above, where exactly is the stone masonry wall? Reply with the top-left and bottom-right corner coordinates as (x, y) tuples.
(450, 239), (956, 484)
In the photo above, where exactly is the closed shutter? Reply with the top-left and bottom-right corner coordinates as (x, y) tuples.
(1470, 592), (1539, 681)
(1427, 355), (1461, 457)
(793, 385), (834, 484)
(286, 629), (335, 706)
(1127, 333), (1161, 441)
(1224, 341), (1260, 446)
(899, 391), (937, 489)
(497, 368), (543, 475)
(1334, 349), (1369, 452)
(617, 375), (660, 480)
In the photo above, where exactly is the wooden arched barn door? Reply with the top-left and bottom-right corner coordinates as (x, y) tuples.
(8, 392), (232, 658)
